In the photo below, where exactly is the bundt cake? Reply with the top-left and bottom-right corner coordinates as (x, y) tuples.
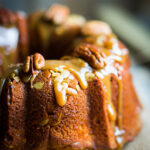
(0, 4), (142, 150)
(0, 8), (28, 77)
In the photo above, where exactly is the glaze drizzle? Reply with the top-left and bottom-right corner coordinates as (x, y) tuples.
(0, 34), (127, 149)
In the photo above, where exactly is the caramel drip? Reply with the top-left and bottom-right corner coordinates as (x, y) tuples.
(117, 78), (123, 130)
(0, 33), (126, 149)
(30, 74), (39, 88)
(107, 37), (125, 150)
(42, 58), (92, 89)
(53, 70), (70, 106)
(95, 35), (126, 149)
(115, 77), (124, 150)
(101, 75), (116, 122)
(42, 58), (92, 106)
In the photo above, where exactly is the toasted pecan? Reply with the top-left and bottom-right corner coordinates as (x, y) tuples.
(74, 43), (106, 69)
(81, 20), (112, 36)
(22, 53), (45, 74)
(44, 4), (70, 24)
(34, 53), (45, 70)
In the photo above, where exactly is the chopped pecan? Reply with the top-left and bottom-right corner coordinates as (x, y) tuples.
(22, 53), (45, 73)
(22, 56), (30, 73)
(81, 21), (112, 36)
(44, 4), (70, 24)
(0, 8), (17, 25)
(34, 53), (45, 70)
(74, 43), (106, 69)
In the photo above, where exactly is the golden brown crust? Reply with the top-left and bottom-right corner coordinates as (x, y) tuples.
(0, 78), (27, 149)
(0, 50), (142, 150)
(0, 5), (141, 150)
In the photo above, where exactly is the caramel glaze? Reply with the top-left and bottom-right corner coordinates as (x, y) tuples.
(94, 35), (127, 149)
(41, 35), (127, 149)
(42, 58), (92, 106)
(0, 34), (128, 149)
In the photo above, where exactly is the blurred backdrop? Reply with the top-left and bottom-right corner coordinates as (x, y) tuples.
(1, 0), (150, 65)
(0, 0), (150, 23)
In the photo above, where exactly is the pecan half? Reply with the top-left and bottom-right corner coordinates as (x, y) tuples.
(22, 56), (30, 73)
(34, 53), (45, 70)
(74, 44), (106, 69)
(81, 21), (112, 36)
(22, 53), (45, 73)
(44, 4), (70, 24)
(0, 8), (17, 25)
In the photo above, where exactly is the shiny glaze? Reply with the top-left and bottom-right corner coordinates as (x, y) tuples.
(42, 58), (92, 106)
(53, 70), (70, 106)
(43, 58), (92, 89)
(95, 35), (126, 149)
(41, 35), (126, 149)
(101, 75), (117, 122)
(0, 34), (127, 149)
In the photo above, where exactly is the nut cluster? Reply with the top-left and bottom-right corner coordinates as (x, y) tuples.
(22, 53), (45, 74)
(0, 8), (17, 25)
(44, 4), (70, 24)
(74, 44), (106, 69)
